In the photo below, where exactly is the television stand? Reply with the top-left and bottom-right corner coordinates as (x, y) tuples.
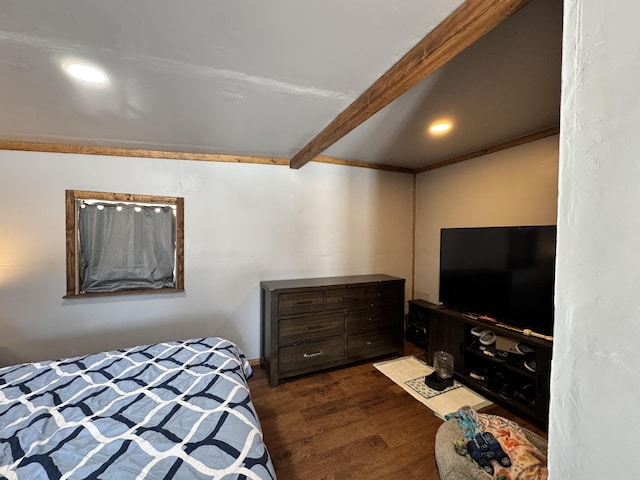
(406, 299), (552, 428)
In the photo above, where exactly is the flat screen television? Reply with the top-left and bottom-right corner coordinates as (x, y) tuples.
(439, 225), (556, 336)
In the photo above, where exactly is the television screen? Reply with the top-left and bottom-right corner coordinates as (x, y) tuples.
(439, 226), (556, 335)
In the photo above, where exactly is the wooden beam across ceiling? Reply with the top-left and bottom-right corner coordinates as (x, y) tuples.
(414, 125), (560, 173)
(289, 0), (532, 169)
(0, 140), (290, 166)
(0, 140), (411, 173)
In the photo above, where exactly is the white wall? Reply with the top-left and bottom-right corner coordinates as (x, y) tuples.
(414, 135), (559, 302)
(0, 150), (413, 365)
(549, 1), (640, 477)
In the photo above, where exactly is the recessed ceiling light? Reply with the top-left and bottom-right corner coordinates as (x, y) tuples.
(429, 121), (453, 135)
(63, 62), (109, 84)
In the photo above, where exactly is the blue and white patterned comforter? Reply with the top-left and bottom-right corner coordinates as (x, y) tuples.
(0, 337), (276, 479)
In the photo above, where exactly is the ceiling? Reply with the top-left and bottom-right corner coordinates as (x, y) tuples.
(0, 0), (562, 171)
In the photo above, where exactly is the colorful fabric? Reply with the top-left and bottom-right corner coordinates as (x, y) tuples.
(446, 406), (547, 480)
(478, 414), (547, 480)
(445, 405), (484, 440)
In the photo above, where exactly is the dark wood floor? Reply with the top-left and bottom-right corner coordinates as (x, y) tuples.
(248, 344), (547, 480)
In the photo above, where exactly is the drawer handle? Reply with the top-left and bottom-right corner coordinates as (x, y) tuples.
(303, 350), (324, 358)
(293, 300), (313, 305)
(337, 296), (355, 302)
(305, 325), (325, 331)
(366, 340), (376, 345)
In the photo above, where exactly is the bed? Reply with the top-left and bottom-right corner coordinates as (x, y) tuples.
(0, 337), (276, 479)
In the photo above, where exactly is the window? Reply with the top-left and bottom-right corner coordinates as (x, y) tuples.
(65, 190), (184, 298)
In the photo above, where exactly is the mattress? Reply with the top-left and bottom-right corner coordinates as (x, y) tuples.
(0, 337), (276, 479)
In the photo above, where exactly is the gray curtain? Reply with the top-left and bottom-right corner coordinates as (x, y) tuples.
(78, 202), (176, 293)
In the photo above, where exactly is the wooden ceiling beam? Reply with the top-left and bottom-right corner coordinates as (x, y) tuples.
(0, 140), (289, 166)
(414, 125), (560, 173)
(289, 0), (532, 169)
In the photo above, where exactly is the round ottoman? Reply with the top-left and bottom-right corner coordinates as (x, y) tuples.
(434, 417), (547, 480)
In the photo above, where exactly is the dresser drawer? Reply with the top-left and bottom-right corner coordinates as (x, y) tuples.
(279, 313), (345, 344)
(278, 291), (325, 316)
(325, 287), (365, 310)
(279, 337), (345, 374)
(347, 308), (396, 334)
(365, 284), (404, 308)
(347, 329), (399, 358)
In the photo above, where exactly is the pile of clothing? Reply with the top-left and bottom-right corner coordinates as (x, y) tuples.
(445, 406), (548, 480)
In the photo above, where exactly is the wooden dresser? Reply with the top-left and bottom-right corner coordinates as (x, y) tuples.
(260, 274), (405, 387)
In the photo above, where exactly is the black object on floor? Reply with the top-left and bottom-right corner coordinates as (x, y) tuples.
(467, 431), (512, 474)
(424, 371), (454, 391)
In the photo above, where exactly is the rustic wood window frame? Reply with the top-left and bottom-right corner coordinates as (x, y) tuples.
(64, 190), (184, 298)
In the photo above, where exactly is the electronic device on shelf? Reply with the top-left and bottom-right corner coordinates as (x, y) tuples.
(439, 225), (556, 337)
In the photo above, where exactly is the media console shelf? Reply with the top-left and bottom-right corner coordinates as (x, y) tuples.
(407, 299), (552, 427)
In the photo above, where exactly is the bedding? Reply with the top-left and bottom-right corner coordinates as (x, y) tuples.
(0, 337), (276, 479)
(443, 406), (547, 480)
